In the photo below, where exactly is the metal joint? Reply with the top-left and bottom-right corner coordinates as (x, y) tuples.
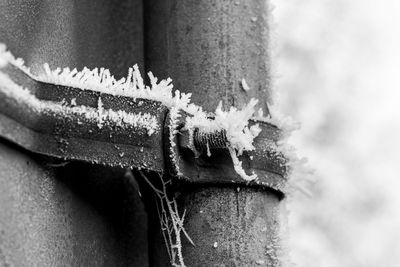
(166, 111), (288, 194)
(0, 64), (287, 194)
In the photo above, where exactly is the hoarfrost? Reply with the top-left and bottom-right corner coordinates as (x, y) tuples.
(0, 72), (159, 136)
(0, 44), (282, 181)
(184, 99), (262, 181)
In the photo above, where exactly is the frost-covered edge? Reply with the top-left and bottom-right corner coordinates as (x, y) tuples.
(0, 43), (271, 181)
(0, 71), (160, 135)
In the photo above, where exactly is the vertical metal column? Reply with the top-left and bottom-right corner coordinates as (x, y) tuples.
(0, 1), (148, 266)
(145, 1), (283, 266)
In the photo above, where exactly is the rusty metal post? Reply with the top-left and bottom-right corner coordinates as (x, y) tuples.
(145, 1), (284, 266)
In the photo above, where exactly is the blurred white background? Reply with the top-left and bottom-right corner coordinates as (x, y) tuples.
(272, 1), (400, 266)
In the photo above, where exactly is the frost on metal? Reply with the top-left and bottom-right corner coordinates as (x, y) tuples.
(168, 107), (183, 176)
(0, 71), (160, 135)
(0, 44), (270, 181)
(184, 99), (262, 181)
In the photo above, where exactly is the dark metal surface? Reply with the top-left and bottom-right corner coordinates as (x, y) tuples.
(0, 1), (149, 266)
(145, 0), (271, 113)
(0, 0), (144, 76)
(0, 140), (148, 266)
(179, 186), (282, 267)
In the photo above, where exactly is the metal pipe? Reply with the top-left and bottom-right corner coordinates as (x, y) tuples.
(144, 1), (284, 266)
(0, 1), (149, 265)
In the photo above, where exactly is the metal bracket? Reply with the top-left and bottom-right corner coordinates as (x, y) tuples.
(166, 111), (288, 193)
(0, 64), (287, 193)
(0, 64), (167, 172)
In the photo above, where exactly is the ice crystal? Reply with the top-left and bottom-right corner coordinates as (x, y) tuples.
(0, 44), (272, 181)
(0, 71), (159, 135)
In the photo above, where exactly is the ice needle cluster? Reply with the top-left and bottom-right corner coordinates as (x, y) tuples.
(0, 44), (265, 181)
